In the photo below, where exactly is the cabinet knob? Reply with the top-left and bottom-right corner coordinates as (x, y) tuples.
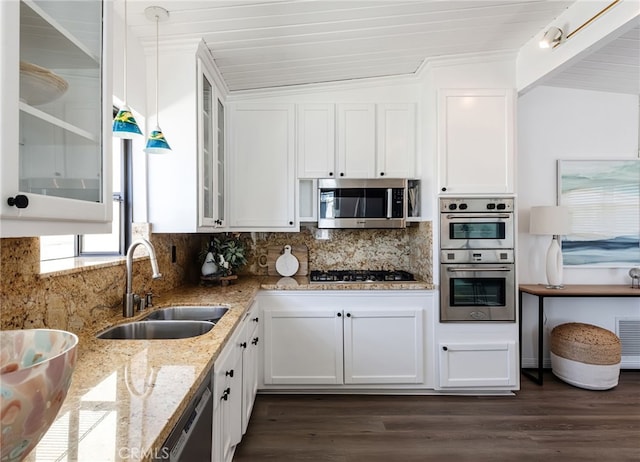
(337, 312), (342, 317)
(340, 172), (345, 177)
(380, 172), (385, 177)
(289, 221), (293, 226)
(442, 346), (448, 351)
(251, 337), (259, 345)
(7, 195), (29, 209)
(346, 313), (351, 318)
(240, 342), (247, 349)
(441, 187), (447, 192)
(225, 369), (234, 378)
(252, 317), (259, 323)
(329, 172), (334, 176)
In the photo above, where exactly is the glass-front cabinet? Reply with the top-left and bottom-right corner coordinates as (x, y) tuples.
(0, 0), (111, 237)
(197, 56), (225, 229)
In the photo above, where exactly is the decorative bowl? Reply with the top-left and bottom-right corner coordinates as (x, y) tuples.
(0, 329), (78, 462)
(19, 61), (69, 106)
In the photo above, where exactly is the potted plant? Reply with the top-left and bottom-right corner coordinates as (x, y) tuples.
(199, 233), (247, 278)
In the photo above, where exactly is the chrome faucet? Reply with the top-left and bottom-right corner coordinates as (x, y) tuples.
(124, 238), (162, 317)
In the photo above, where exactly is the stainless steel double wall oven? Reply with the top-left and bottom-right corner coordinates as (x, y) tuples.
(440, 197), (516, 322)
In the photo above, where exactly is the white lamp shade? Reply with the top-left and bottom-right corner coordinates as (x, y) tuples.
(529, 205), (571, 235)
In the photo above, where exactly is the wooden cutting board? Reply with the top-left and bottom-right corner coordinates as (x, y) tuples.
(267, 244), (308, 276)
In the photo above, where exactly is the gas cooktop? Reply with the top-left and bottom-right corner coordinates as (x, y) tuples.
(309, 270), (416, 283)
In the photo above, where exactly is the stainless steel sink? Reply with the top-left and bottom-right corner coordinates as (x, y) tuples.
(143, 306), (229, 323)
(97, 320), (214, 340)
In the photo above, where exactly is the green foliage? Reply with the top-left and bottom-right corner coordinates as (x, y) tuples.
(199, 233), (247, 275)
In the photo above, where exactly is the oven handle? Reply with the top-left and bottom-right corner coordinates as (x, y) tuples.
(446, 267), (512, 272)
(386, 188), (392, 218)
(445, 214), (511, 219)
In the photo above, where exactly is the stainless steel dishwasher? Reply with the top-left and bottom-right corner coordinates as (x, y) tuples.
(155, 375), (213, 461)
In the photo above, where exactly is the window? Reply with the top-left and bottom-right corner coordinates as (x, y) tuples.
(40, 110), (132, 261)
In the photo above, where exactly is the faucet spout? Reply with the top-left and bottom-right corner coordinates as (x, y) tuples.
(124, 238), (162, 317)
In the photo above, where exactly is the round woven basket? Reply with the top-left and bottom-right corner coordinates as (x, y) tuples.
(550, 322), (621, 365)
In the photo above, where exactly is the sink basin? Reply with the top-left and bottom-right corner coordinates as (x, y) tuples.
(97, 320), (214, 340)
(1, 329), (78, 462)
(143, 306), (229, 323)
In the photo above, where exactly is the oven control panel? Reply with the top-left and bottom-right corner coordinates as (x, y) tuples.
(441, 249), (514, 264)
(440, 197), (514, 213)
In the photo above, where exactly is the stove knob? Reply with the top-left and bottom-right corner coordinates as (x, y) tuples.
(459, 203), (468, 210)
(497, 203), (506, 210)
(486, 203), (496, 210)
(448, 203), (457, 210)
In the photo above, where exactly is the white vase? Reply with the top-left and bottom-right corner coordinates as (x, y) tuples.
(201, 252), (218, 276)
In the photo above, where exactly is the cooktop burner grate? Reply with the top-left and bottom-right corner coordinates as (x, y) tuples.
(309, 270), (416, 283)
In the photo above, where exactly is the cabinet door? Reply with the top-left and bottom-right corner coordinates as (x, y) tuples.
(0, 0), (111, 236)
(376, 103), (416, 178)
(198, 57), (217, 228)
(438, 89), (515, 194)
(228, 104), (296, 230)
(241, 306), (260, 435)
(337, 103), (376, 178)
(263, 306), (343, 385)
(343, 308), (424, 384)
(213, 338), (243, 462)
(297, 103), (335, 178)
(438, 342), (517, 388)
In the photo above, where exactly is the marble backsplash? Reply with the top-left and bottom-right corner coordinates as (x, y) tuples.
(1, 222), (432, 333)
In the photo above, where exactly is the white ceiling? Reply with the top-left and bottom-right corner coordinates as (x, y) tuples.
(124, 0), (639, 95)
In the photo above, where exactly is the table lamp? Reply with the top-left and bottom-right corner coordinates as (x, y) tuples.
(529, 205), (571, 288)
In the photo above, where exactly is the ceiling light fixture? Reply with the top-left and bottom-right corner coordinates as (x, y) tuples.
(539, 26), (563, 49)
(144, 6), (171, 154)
(539, 0), (621, 49)
(113, 0), (142, 138)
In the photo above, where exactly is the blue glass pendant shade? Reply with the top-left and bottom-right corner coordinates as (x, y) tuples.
(145, 126), (171, 154)
(112, 105), (142, 138)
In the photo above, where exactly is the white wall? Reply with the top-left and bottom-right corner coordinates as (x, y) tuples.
(518, 85), (640, 367)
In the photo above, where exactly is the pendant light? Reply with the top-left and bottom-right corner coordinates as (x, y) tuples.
(112, 0), (142, 138)
(144, 6), (171, 154)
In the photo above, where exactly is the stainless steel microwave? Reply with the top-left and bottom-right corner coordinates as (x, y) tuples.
(318, 178), (407, 229)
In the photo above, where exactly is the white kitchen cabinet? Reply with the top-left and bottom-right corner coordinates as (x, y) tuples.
(437, 89), (515, 194)
(263, 306), (344, 385)
(297, 103), (335, 178)
(376, 103), (417, 179)
(227, 103), (296, 230)
(213, 330), (243, 462)
(337, 103), (376, 178)
(260, 291), (430, 388)
(148, 43), (227, 233)
(344, 307), (423, 384)
(198, 56), (225, 228)
(0, 0), (112, 237)
(240, 301), (260, 435)
(437, 341), (517, 388)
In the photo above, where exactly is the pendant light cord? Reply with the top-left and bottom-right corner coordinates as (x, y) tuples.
(123, 0), (128, 103)
(155, 13), (159, 126)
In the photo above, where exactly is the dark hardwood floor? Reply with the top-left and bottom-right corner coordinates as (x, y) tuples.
(234, 371), (640, 462)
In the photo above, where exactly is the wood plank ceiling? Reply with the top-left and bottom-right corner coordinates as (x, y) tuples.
(125, 0), (638, 95)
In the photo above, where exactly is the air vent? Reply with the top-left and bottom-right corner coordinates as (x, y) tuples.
(616, 318), (640, 369)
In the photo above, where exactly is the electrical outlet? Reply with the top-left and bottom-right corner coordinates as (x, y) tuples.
(171, 245), (177, 263)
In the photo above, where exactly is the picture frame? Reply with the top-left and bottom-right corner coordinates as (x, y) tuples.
(557, 159), (640, 267)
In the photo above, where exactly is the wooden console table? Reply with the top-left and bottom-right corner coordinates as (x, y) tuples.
(518, 284), (639, 385)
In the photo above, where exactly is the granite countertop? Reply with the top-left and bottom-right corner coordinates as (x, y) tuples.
(25, 276), (434, 461)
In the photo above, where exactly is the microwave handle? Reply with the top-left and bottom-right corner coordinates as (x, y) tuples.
(446, 267), (512, 272)
(386, 188), (392, 218)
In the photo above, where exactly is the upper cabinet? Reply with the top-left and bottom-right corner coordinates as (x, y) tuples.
(198, 57), (225, 229)
(337, 103), (376, 178)
(147, 45), (226, 233)
(437, 89), (515, 194)
(297, 102), (417, 179)
(0, 0), (112, 237)
(227, 103), (296, 231)
(377, 103), (417, 179)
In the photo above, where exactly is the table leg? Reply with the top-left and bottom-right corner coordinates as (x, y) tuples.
(521, 293), (544, 385)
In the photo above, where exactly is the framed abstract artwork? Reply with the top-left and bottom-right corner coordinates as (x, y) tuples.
(558, 159), (640, 267)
